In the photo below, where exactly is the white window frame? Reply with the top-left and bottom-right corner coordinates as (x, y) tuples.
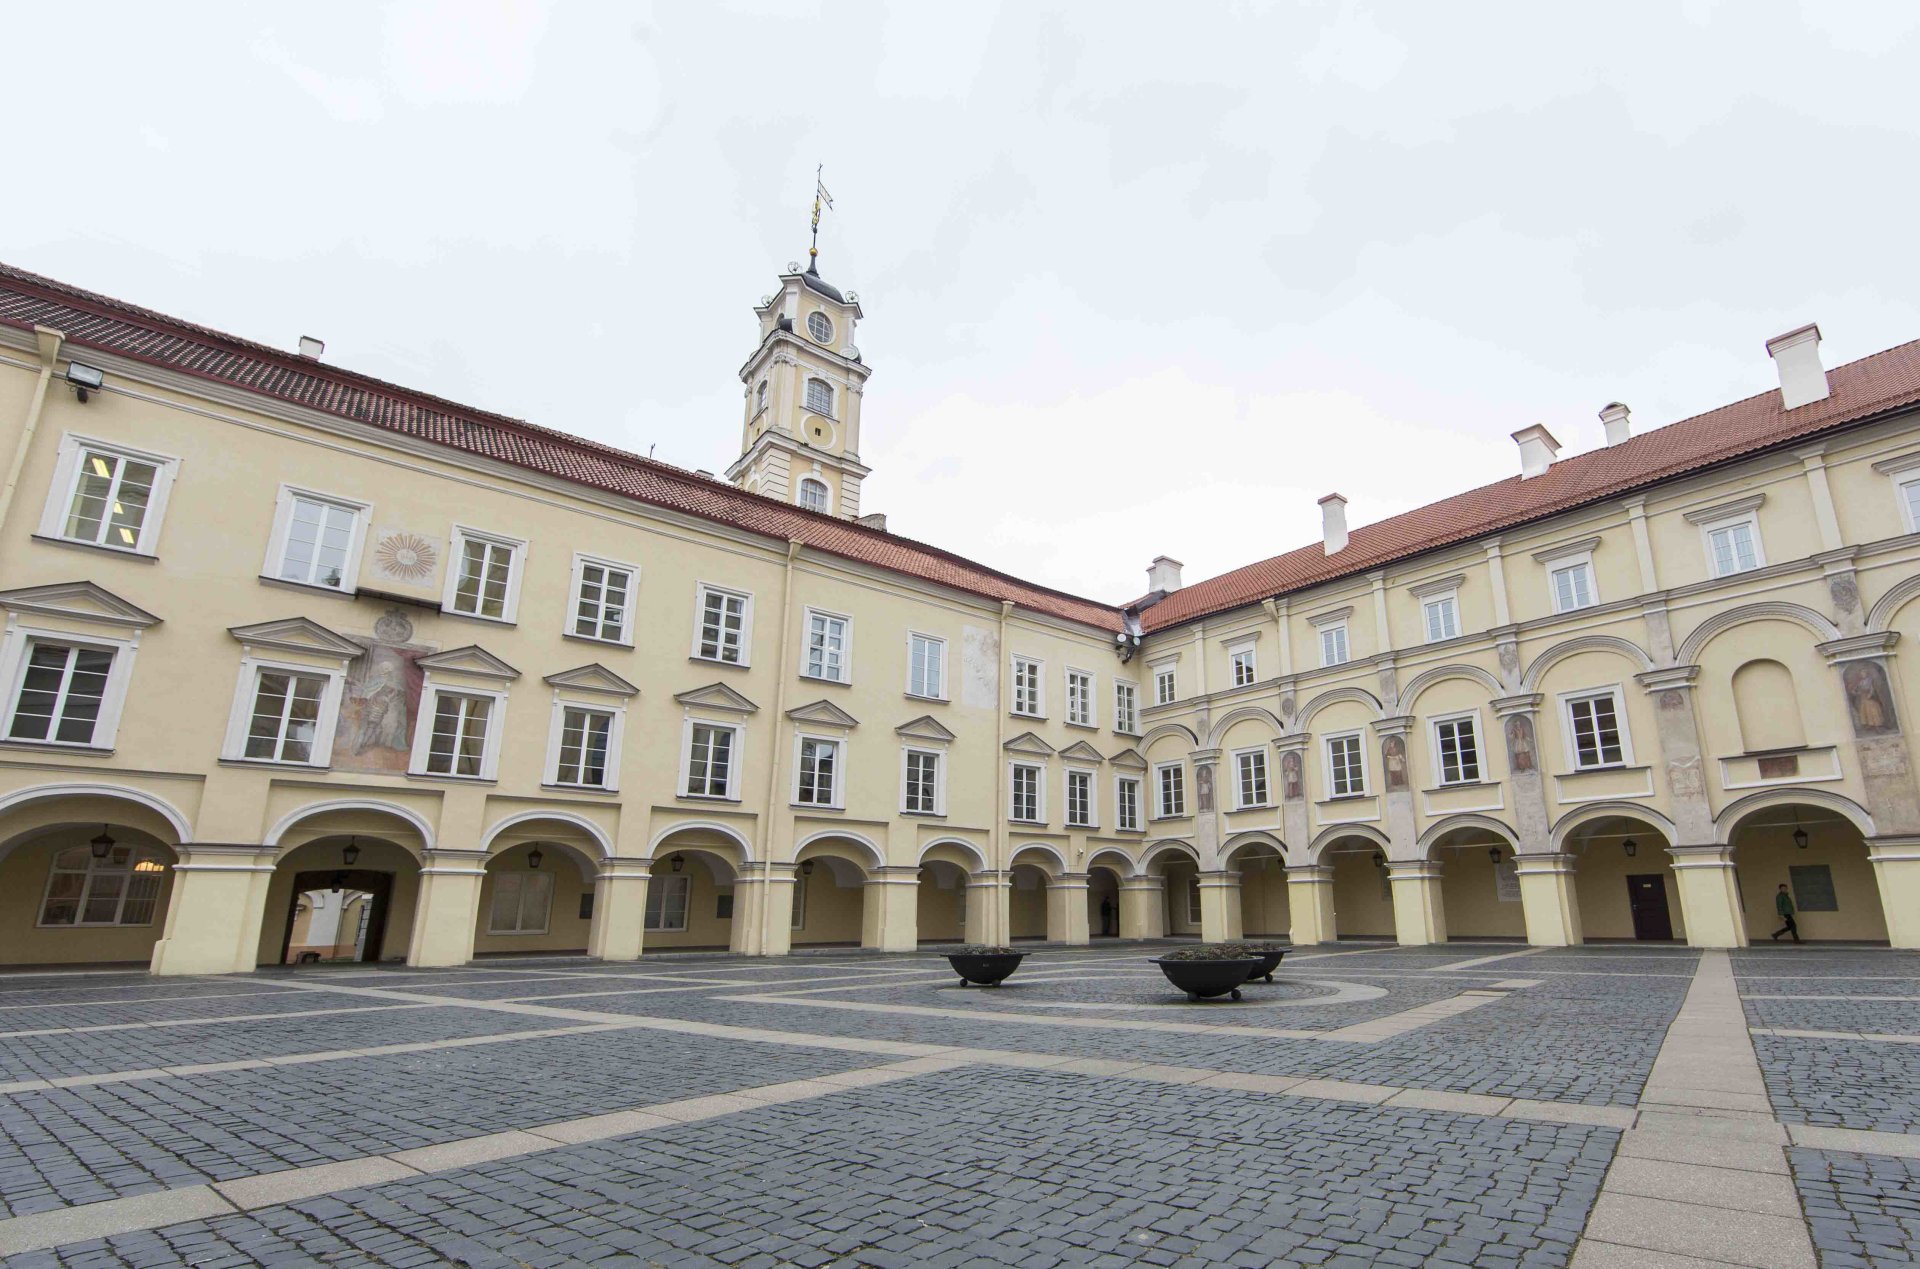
(791, 732), (845, 809)
(1324, 731), (1367, 799)
(645, 873), (691, 932)
(906, 631), (947, 701)
(1893, 469), (1920, 534)
(260, 485), (371, 594)
(487, 870), (553, 936)
(1152, 662), (1177, 707)
(1064, 767), (1097, 828)
(795, 476), (833, 515)
(802, 608), (853, 684)
(1421, 591), (1461, 643)
(1228, 641), (1258, 688)
(1154, 761), (1187, 819)
(804, 377), (835, 416)
(1065, 668), (1095, 727)
(1700, 511), (1765, 579)
(39, 432), (180, 557)
(1549, 558), (1597, 614)
(691, 583), (754, 666)
(1317, 620), (1350, 668)
(1011, 655), (1045, 718)
(1008, 760), (1045, 824)
(901, 745), (947, 816)
(1430, 711), (1483, 787)
(1232, 746), (1271, 810)
(37, 844), (168, 928)
(1561, 686), (1634, 771)
(680, 719), (744, 800)
(567, 553), (639, 646)
(0, 626), (139, 750)
(1115, 775), (1143, 832)
(408, 683), (508, 780)
(442, 525), (527, 624)
(544, 698), (625, 792)
(1113, 680), (1139, 735)
(220, 655), (346, 767)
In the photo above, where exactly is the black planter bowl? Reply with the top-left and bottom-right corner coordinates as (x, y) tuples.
(947, 952), (1026, 987)
(1152, 956), (1260, 1002)
(1241, 950), (1286, 983)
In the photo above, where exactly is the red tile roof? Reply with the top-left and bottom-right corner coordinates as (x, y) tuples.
(0, 262), (1123, 631)
(1137, 336), (1920, 631)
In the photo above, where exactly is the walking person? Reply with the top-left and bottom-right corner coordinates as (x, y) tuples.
(1771, 884), (1801, 943)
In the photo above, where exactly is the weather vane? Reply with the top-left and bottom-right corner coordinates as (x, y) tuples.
(809, 164), (833, 267)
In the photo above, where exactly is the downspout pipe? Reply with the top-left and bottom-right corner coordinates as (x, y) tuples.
(0, 326), (66, 538)
(993, 599), (1014, 946)
(756, 539), (804, 954)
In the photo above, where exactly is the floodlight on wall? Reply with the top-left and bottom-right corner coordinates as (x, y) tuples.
(670, 853), (684, 873)
(1623, 839), (1638, 858)
(342, 837), (360, 866)
(527, 846), (544, 870)
(66, 362), (104, 403)
(90, 824), (115, 860)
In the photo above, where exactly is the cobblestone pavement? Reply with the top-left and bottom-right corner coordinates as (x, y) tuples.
(0, 943), (1916, 1266)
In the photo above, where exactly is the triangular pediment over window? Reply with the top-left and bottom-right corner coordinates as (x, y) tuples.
(895, 714), (956, 743)
(1108, 747), (1148, 770)
(1058, 740), (1106, 765)
(544, 663), (640, 698)
(1004, 730), (1055, 757)
(787, 699), (859, 728)
(417, 644), (520, 681)
(0, 580), (160, 629)
(228, 616), (362, 660)
(674, 682), (759, 714)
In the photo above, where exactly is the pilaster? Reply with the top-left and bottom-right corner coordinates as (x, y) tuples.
(733, 863), (797, 956)
(1118, 876), (1165, 940)
(1197, 869), (1241, 943)
(1634, 666), (1715, 846)
(1387, 860), (1447, 946)
(1513, 852), (1581, 947)
(149, 844), (278, 976)
(1867, 836), (1920, 949)
(968, 870), (1009, 945)
(1050, 871), (1092, 946)
(1284, 864), (1336, 946)
(862, 865), (921, 951)
(407, 847), (487, 967)
(1666, 844), (1748, 948)
(588, 857), (651, 962)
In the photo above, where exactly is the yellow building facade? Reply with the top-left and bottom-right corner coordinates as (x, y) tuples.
(1, 262), (1917, 974)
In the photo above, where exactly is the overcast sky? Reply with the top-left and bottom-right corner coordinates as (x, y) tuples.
(10, 3), (1920, 603)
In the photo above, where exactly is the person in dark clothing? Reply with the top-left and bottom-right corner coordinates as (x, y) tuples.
(1099, 898), (1116, 937)
(1771, 884), (1800, 943)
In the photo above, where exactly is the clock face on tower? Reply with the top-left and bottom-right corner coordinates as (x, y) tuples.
(807, 311), (834, 343)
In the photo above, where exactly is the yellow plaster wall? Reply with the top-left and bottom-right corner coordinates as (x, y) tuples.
(0, 830), (177, 966)
(1329, 851), (1395, 937)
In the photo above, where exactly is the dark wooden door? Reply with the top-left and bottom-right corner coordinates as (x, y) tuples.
(1626, 874), (1674, 941)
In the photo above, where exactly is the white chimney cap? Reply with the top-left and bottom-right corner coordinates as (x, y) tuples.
(1599, 402), (1631, 447)
(1146, 555), (1185, 593)
(297, 335), (325, 359)
(1766, 323), (1829, 410)
(1319, 492), (1350, 555)
(1511, 424), (1562, 479)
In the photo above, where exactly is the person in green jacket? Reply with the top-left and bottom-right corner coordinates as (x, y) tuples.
(1771, 884), (1800, 943)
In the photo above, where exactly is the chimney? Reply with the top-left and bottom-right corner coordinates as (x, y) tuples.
(694, 469), (715, 480)
(1511, 424), (1562, 479)
(1318, 493), (1349, 555)
(1767, 323), (1829, 409)
(1599, 402), (1631, 446)
(856, 512), (888, 532)
(297, 335), (325, 359)
(1146, 555), (1184, 593)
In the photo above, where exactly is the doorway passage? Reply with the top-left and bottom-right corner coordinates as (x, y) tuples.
(279, 869), (395, 964)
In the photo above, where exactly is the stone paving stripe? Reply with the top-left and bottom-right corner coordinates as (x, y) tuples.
(1385, 1087), (1516, 1116)
(1317, 990), (1506, 1040)
(1279, 1077), (1399, 1105)
(213, 1157), (419, 1210)
(1580, 1193), (1815, 1269)
(0, 1185), (237, 1256)
(1601, 1156), (1804, 1218)
(1615, 1127), (1791, 1174)
(1752, 1025), (1920, 1044)
(0, 987), (306, 1014)
(715, 991), (1330, 1039)
(1570, 1240), (1769, 1268)
(384, 1130), (559, 1173)
(1430, 946), (1541, 971)
(1784, 1122), (1920, 1158)
(0, 1001), (437, 1041)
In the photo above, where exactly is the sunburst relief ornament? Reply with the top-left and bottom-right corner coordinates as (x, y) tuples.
(375, 532), (437, 583)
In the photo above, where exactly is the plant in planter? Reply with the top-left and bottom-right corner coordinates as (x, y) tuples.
(945, 945), (1026, 987)
(1151, 943), (1260, 1002)
(1221, 941), (1288, 983)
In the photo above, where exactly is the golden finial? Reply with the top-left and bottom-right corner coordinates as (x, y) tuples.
(809, 164), (833, 267)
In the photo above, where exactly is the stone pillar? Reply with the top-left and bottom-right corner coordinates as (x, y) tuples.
(1274, 734), (1311, 859)
(1867, 836), (1920, 949)
(862, 865), (921, 951)
(1284, 864), (1336, 946)
(587, 858), (650, 962)
(1388, 860), (1448, 946)
(407, 848), (487, 967)
(1821, 635), (1920, 836)
(1197, 870), (1241, 942)
(967, 870), (1007, 945)
(150, 844), (278, 976)
(1372, 714), (1419, 863)
(739, 864), (799, 956)
(1667, 844), (1747, 948)
(1491, 684), (1556, 864)
(1514, 852), (1581, 947)
(1118, 877), (1164, 939)
(1634, 667), (1717, 848)
(1049, 872), (1092, 945)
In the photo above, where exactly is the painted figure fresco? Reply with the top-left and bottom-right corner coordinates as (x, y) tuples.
(1505, 713), (1537, 774)
(1844, 660), (1899, 736)
(1382, 734), (1409, 793)
(333, 641), (427, 773)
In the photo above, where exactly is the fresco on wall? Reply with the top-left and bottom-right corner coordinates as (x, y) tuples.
(1505, 714), (1537, 774)
(332, 627), (429, 774)
(1844, 660), (1900, 737)
(1381, 735), (1409, 793)
(1281, 750), (1304, 802)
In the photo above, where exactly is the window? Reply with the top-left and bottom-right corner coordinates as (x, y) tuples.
(907, 633), (946, 699)
(1116, 776), (1142, 832)
(417, 690), (499, 779)
(266, 489), (367, 591)
(1066, 769), (1094, 827)
(1326, 733), (1365, 798)
(1012, 656), (1043, 716)
(1319, 622), (1350, 667)
(693, 585), (752, 664)
(1009, 762), (1043, 822)
(553, 706), (615, 788)
(645, 873), (691, 931)
(755, 380), (769, 413)
(1550, 560), (1595, 613)
(804, 610), (850, 682)
(1114, 681), (1139, 734)
(1897, 473), (1920, 533)
(7, 641), (114, 746)
(796, 478), (831, 513)
(1156, 762), (1186, 818)
(1153, 664), (1176, 706)
(1235, 748), (1270, 809)
(807, 311), (834, 343)
(242, 668), (330, 764)
(795, 736), (841, 807)
(488, 871), (553, 935)
(1423, 594), (1461, 643)
(43, 436), (176, 555)
(445, 528), (524, 622)
(1566, 691), (1628, 769)
(1229, 644), (1257, 688)
(805, 378), (834, 415)
(903, 748), (943, 814)
(1066, 669), (1094, 727)
(1705, 517), (1761, 578)
(38, 843), (165, 927)
(684, 723), (739, 798)
(571, 556), (636, 644)
(1433, 715), (1481, 785)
